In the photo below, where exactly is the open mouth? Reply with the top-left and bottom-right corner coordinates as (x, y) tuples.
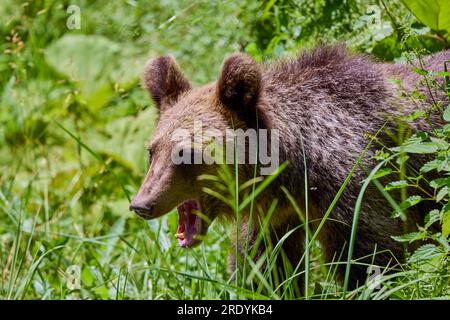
(175, 200), (202, 248)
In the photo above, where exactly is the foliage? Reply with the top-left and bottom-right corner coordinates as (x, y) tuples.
(0, 0), (449, 300)
(401, 0), (450, 33)
(244, 0), (449, 61)
(370, 63), (450, 298)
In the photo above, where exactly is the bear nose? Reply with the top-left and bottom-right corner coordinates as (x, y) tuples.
(129, 202), (154, 219)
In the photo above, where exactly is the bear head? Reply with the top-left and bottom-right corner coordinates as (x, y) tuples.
(130, 53), (269, 248)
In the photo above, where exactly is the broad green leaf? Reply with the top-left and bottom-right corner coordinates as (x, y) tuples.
(401, 0), (450, 32)
(392, 231), (427, 243)
(434, 72), (450, 77)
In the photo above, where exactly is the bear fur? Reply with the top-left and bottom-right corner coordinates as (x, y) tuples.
(131, 44), (450, 292)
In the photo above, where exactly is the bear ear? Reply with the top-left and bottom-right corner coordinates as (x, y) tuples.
(142, 56), (192, 109)
(217, 53), (261, 113)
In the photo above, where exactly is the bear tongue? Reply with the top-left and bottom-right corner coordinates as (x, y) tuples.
(176, 207), (186, 235)
(176, 200), (201, 248)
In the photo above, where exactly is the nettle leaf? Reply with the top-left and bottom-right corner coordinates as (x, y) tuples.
(392, 231), (427, 243)
(401, 0), (450, 32)
(385, 180), (410, 191)
(392, 142), (440, 154)
(395, 154), (409, 166)
(46, 35), (120, 94)
(443, 105), (450, 122)
(436, 186), (448, 202)
(443, 123), (450, 135)
(400, 195), (423, 209)
(420, 159), (440, 173)
(408, 244), (445, 264)
(430, 177), (450, 189)
(425, 209), (441, 228)
(406, 133), (427, 144)
(442, 208), (450, 238)
(406, 110), (427, 121)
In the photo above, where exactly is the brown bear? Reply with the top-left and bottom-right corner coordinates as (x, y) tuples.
(130, 44), (450, 292)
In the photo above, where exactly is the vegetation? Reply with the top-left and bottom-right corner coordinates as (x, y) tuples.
(0, 0), (449, 299)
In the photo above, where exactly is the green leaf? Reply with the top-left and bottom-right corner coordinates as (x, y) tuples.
(412, 67), (428, 75)
(46, 35), (120, 95)
(395, 154), (409, 166)
(393, 142), (439, 154)
(443, 123), (450, 135)
(437, 157), (449, 172)
(425, 209), (441, 228)
(408, 244), (445, 264)
(94, 286), (110, 299)
(434, 72), (450, 78)
(401, 0), (450, 32)
(392, 231), (427, 243)
(442, 208), (450, 238)
(406, 110), (426, 121)
(400, 195), (423, 209)
(430, 137), (449, 150)
(420, 159), (440, 173)
(373, 150), (391, 161)
(372, 167), (393, 180)
(444, 105), (450, 122)
(430, 177), (450, 189)
(81, 267), (95, 287)
(436, 186), (448, 202)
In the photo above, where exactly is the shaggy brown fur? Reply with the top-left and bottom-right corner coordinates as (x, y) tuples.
(131, 44), (450, 291)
